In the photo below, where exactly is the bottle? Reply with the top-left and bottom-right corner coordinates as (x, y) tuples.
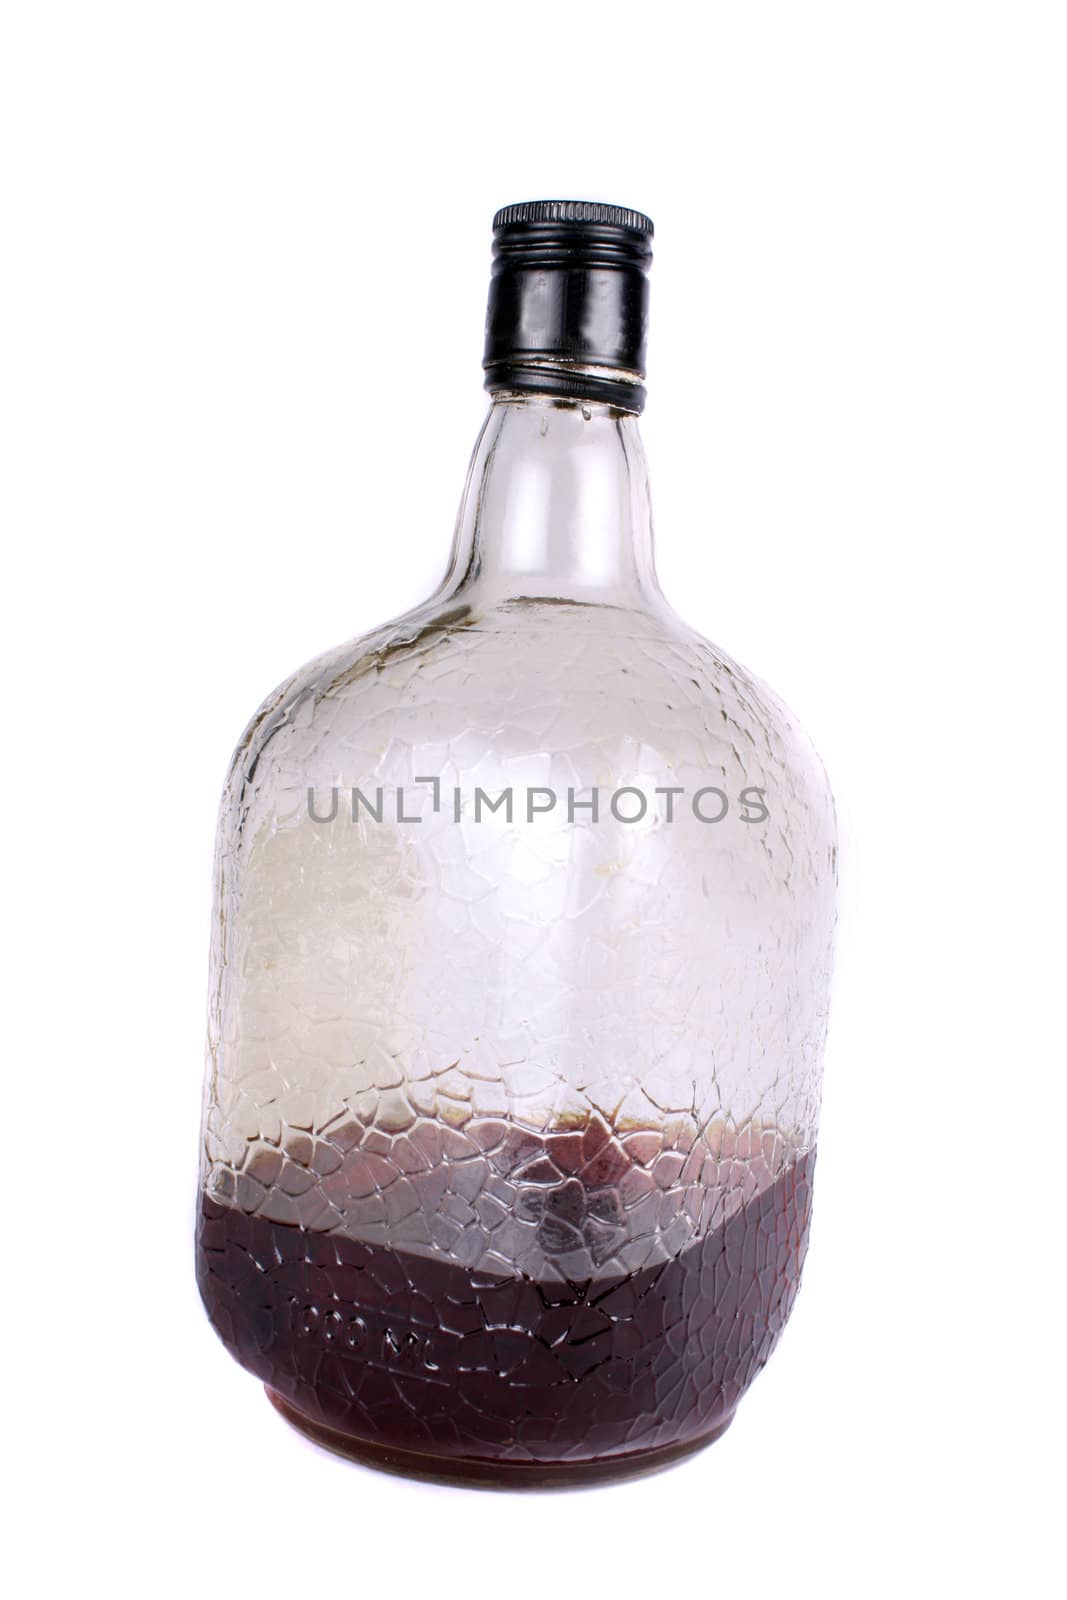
(195, 200), (837, 1486)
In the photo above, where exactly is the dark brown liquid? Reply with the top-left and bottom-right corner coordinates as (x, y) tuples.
(197, 1144), (814, 1482)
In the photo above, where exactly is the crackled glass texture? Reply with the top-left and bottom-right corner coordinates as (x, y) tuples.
(197, 395), (836, 1482)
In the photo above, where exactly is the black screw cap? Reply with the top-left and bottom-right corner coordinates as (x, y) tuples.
(483, 200), (655, 412)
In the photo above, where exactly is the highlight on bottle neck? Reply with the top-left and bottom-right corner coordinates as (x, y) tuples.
(482, 200), (654, 414)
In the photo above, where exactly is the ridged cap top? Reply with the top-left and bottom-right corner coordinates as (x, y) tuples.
(492, 200), (653, 236)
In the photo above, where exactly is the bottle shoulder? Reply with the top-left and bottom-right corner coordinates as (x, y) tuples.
(219, 594), (453, 795)
(221, 596), (833, 830)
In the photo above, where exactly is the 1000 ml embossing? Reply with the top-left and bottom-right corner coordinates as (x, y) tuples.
(293, 1301), (441, 1374)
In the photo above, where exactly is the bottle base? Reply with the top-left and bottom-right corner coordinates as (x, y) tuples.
(265, 1387), (734, 1488)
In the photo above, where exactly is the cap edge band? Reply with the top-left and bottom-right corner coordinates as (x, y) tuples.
(483, 361), (646, 414)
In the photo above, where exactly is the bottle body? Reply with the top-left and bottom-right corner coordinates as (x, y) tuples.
(196, 395), (835, 1481)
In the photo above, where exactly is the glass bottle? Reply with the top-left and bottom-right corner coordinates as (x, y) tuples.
(195, 200), (837, 1485)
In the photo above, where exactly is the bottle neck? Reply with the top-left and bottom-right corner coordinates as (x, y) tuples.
(442, 394), (663, 612)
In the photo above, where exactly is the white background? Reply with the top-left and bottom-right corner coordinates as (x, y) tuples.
(3, 4), (1063, 1596)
